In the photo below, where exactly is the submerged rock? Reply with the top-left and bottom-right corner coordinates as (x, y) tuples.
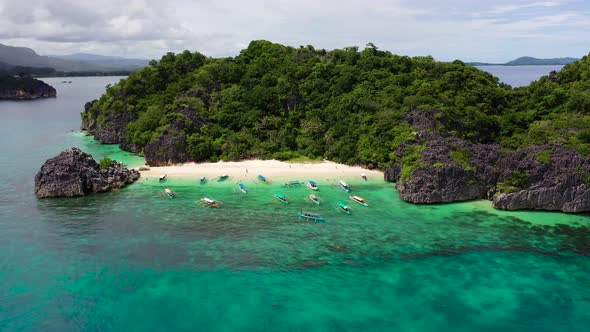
(34, 147), (140, 198)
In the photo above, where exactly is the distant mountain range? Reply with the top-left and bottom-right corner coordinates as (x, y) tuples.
(0, 43), (149, 74)
(468, 56), (579, 66)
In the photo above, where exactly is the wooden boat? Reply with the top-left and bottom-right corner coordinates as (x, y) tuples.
(258, 174), (267, 182)
(349, 195), (368, 206)
(337, 202), (351, 214)
(159, 174), (167, 182)
(218, 174), (229, 182)
(238, 183), (247, 193)
(338, 180), (351, 192)
(307, 181), (319, 191)
(284, 180), (302, 187)
(361, 173), (368, 181)
(200, 197), (220, 208)
(298, 211), (326, 222)
(309, 194), (320, 205)
(275, 193), (288, 204)
(162, 187), (176, 198)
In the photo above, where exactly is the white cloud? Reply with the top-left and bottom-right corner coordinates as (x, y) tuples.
(492, 1), (562, 14)
(0, 0), (588, 62)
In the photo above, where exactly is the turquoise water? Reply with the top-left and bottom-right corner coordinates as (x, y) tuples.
(0, 77), (589, 331)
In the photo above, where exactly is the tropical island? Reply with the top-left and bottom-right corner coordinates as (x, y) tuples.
(0, 74), (56, 100)
(80, 40), (590, 213)
(467, 56), (579, 66)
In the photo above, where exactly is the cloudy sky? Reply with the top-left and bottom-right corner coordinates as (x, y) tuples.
(0, 0), (588, 62)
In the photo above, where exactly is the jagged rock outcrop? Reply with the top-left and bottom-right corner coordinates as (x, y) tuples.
(81, 99), (138, 147)
(492, 146), (590, 213)
(0, 75), (56, 100)
(144, 129), (189, 166)
(34, 147), (140, 198)
(81, 90), (209, 165)
(396, 128), (502, 203)
(385, 110), (590, 213)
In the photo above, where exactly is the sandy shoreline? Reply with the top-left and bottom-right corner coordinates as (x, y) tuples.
(138, 160), (383, 181)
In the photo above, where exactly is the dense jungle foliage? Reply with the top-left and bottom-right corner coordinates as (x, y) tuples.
(83, 40), (590, 166)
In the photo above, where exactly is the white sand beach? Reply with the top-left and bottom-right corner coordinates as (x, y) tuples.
(138, 159), (383, 181)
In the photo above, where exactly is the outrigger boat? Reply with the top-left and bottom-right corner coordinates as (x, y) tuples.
(200, 197), (221, 208)
(238, 183), (247, 193)
(162, 187), (176, 198)
(338, 180), (351, 192)
(274, 193), (288, 204)
(218, 174), (229, 182)
(258, 174), (268, 183)
(349, 195), (368, 206)
(159, 174), (167, 182)
(361, 173), (368, 181)
(337, 202), (351, 214)
(284, 180), (302, 187)
(309, 194), (320, 205)
(307, 181), (319, 191)
(298, 211), (326, 222)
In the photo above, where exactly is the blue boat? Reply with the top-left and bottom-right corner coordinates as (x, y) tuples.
(275, 193), (288, 204)
(307, 181), (318, 191)
(337, 202), (351, 214)
(258, 174), (267, 182)
(238, 183), (247, 193)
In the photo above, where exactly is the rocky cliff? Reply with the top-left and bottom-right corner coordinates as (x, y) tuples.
(81, 89), (209, 165)
(385, 110), (590, 213)
(34, 147), (140, 198)
(0, 75), (56, 100)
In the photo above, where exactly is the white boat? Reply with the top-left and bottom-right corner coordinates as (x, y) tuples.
(200, 197), (220, 208)
(349, 195), (368, 206)
(307, 181), (319, 191)
(163, 187), (176, 198)
(338, 180), (351, 192)
(309, 194), (320, 205)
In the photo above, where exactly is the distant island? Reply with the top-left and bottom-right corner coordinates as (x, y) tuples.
(0, 43), (148, 76)
(0, 74), (56, 100)
(467, 56), (578, 66)
(80, 41), (590, 213)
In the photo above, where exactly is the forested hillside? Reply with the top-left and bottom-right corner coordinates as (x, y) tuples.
(81, 40), (590, 212)
(82, 40), (590, 166)
(82, 41), (500, 165)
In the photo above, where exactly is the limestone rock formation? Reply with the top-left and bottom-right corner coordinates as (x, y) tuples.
(34, 147), (140, 198)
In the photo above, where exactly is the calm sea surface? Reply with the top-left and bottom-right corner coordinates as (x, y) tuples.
(476, 65), (564, 87)
(0, 75), (588, 331)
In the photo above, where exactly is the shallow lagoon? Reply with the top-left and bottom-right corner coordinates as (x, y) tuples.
(0, 76), (588, 331)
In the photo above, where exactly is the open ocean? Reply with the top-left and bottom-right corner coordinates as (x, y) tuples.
(0, 74), (588, 331)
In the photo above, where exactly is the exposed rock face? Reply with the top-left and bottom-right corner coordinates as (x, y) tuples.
(0, 75), (56, 100)
(34, 147), (140, 198)
(144, 129), (189, 166)
(385, 110), (590, 213)
(81, 91), (209, 165)
(491, 146), (590, 213)
(81, 99), (138, 147)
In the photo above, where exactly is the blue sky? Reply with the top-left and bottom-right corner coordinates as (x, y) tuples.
(0, 0), (588, 62)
